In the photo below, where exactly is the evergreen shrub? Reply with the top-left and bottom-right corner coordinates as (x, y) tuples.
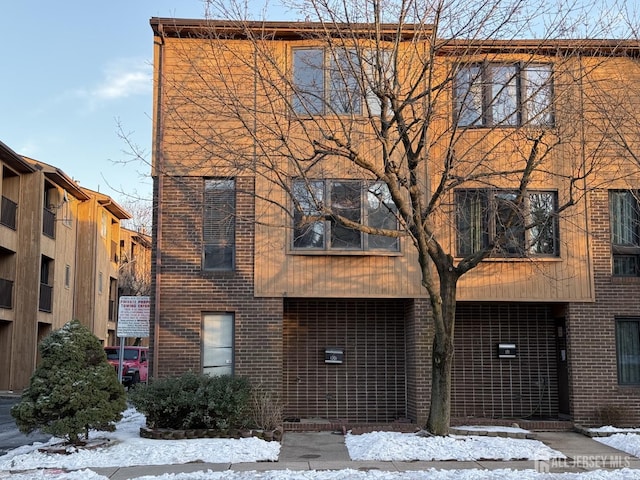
(129, 371), (251, 431)
(11, 320), (127, 444)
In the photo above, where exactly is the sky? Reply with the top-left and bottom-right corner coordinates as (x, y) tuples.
(0, 1), (633, 211)
(2, 407), (640, 479)
(0, 1), (294, 208)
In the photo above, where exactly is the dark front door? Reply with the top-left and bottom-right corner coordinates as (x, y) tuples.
(555, 318), (570, 417)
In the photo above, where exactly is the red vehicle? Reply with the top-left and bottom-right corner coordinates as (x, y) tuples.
(104, 346), (149, 386)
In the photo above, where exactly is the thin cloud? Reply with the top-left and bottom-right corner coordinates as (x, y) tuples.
(92, 59), (152, 101)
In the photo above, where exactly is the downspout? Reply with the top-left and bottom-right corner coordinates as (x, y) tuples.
(152, 23), (165, 378)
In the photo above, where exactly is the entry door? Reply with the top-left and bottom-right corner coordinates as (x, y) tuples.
(555, 318), (570, 416)
(203, 313), (234, 376)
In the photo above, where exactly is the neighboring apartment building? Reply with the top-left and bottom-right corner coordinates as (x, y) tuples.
(119, 227), (152, 298)
(75, 188), (131, 346)
(0, 141), (132, 391)
(150, 18), (640, 426)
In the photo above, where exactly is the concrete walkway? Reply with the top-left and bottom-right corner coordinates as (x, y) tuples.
(85, 430), (640, 479)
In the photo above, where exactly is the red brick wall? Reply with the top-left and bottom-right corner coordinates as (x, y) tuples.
(405, 298), (432, 426)
(567, 190), (640, 426)
(452, 302), (559, 419)
(149, 176), (283, 391)
(283, 298), (408, 423)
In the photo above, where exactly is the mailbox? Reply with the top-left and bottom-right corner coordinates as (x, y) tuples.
(325, 347), (344, 364)
(497, 343), (517, 358)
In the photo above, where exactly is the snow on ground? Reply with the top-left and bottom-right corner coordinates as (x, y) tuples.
(591, 426), (640, 433)
(0, 409), (279, 471)
(345, 431), (563, 461)
(2, 409), (640, 479)
(454, 425), (531, 434)
(6, 468), (640, 480)
(597, 434), (640, 459)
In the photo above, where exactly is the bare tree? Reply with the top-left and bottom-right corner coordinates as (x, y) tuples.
(153, 0), (639, 434)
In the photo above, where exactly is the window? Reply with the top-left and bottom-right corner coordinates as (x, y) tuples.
(454, 63), (553, 127)
(293, 179), (399, 252)
(64, 264), (70, 289)
(203, 313), (234, 376)
(456, 189), (558, 257)
(101, 211), (108, 238)
(293, 48), (391, 115)
(203, 179), (235, 271)
(610, 191), (640, 276)
(616, 318), (640, 385)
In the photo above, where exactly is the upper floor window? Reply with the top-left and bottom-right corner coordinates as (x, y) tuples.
(610, 190), (640, 276)
(456, 189), (558, 257)
(101, 211), (108, 238)
(203, 179), (235, 271)
(293, 48), (361, 115)
(454, 63), (553, 128)
(292, 48), (392, 116)
(292, 179), (399, 252)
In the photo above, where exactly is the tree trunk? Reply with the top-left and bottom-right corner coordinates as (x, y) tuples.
(426, 329), (454, 435)
(425, 270), (458, 436)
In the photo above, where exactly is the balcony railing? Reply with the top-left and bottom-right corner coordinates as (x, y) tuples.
(39, 283), (53, 312)
(1, 196), (17, 230)
(42, 208), (55, 238)
(0, 277), (13, 309)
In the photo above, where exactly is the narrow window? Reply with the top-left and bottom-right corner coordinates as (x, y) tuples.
(610, 191), (640, 276)
(293, 48), (324, 115)
(293, 180), (325, 249)
(64, 264), (71, 289)
(203, 179), (235, 271)
(616, 318), (640, 385)
(202, 313), (234, 376)
(329, 49), (361, 114)
(330, 180), (362, 249)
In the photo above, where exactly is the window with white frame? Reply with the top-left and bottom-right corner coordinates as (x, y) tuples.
(610, 190), (640, 276)
(454, 63), (554, 127)
(202, 313), (234, 376)
(456, 189), (558, 257)
(292, 179), (399, 252)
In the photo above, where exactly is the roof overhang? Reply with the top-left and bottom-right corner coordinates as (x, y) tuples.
(150, 17), (429, 41)
(0, 141), (37, 174)
(23, 157), (90, 201)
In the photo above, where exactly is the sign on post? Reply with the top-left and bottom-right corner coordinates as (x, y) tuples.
(117, 296), (150, 338)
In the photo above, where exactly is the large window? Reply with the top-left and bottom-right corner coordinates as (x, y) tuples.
(456, 189), (558, 257)
(616, 318), (640, 385)
(203, 179), (235, 271)
(610, 190), (640, 276)
(454, 63), (553, 127)
(292, 48), (391, 116)
(293, 179), (399, 252)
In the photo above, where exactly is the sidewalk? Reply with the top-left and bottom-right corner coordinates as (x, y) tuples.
(88, 431), (640, 480)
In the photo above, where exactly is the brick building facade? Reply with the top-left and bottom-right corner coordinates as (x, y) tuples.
(150, 18), (640, 427)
